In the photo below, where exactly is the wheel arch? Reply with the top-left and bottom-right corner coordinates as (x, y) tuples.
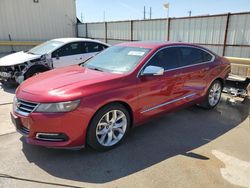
(85, 100), (134, 148)
(214, 77), (224, 88)
(24, 64), (50, 78)
(207, 77), (224, 91)
(91, 100), (134, 127)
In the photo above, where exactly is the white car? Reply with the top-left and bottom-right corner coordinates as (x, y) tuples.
(0, 38), (109, 84)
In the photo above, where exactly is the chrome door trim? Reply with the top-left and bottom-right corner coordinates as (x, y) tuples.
(141, 93), (196, 114)
(137, 45), (216, 77)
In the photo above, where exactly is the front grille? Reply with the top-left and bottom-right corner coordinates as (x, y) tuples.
(15, 98), (39, 116)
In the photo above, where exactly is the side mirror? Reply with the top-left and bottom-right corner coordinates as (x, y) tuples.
(141, 65), (164, 76)
(40, 54), (47, 61)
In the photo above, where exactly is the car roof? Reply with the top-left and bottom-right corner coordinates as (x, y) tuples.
(117, 41), (212, 52)
(51, 38), (110, 46)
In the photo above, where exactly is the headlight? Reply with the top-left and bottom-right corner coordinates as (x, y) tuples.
(35, 100), (80, 113)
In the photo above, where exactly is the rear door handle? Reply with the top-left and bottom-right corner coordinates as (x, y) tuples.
(202, 67), (209, 71)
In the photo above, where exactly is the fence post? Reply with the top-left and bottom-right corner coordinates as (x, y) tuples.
(223, 13), (230, 56)
(85, 23), (88, 38)
(105, 22), (107, 43)
(167, 18), (171, 41)
(131, 20), (134, 41)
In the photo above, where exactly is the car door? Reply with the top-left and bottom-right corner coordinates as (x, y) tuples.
(178, 46), (214, 98)
(137, 47), (185, 118)
(82, 42), (108, 61)
(52, 42), (85, 68)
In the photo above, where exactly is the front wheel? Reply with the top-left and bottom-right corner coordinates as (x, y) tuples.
(200, 80), (222, 109)
(87, 103), (130, 151)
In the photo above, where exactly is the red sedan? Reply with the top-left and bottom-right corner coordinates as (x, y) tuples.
(11, 42), (230, 151)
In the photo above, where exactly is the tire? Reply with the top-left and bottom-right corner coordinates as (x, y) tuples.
(200, 80), (222, 109)
(87, 103), (131, 151)
(24, 66), (49, 80)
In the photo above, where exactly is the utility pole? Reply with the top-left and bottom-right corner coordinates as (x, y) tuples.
(143, 6), (146, 19)
(81, 12), (83, 23)
(149, 7), (152, 19)
(103, 11), (106, 22)
(163, 3), (170, 18)
(188, 10), (192, 17)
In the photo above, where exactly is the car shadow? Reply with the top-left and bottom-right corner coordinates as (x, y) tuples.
(21, 96), (249, 184)
(0, 82), (17, 94)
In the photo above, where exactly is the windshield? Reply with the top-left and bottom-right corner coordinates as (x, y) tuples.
(28, 40), (64, 55)
(84, 46), (150, 73)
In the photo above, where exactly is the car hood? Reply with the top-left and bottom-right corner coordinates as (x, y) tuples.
(17, 65), (124, 102)
(0, 51), (41, 66)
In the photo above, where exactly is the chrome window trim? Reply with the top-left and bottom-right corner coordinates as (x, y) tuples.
(141, 93), (196, 113)
(137, 45), (216, 77)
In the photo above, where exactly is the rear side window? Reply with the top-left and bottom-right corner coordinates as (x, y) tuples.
(147, 47), (181, 70)
(180, 47), (213, 67)
(84, 42), (108, 53)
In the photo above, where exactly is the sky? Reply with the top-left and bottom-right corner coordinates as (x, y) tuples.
(76, 0), (250, 22)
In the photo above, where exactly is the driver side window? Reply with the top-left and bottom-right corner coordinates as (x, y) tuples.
(147, 47), (181, 70)
(52, 42), (84, 58)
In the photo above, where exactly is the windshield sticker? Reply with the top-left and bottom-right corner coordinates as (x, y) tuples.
(128, 51), (145, 56)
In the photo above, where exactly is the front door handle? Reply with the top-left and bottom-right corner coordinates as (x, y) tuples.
(75, 57), (83, 60)
(173, 73), (182, 78)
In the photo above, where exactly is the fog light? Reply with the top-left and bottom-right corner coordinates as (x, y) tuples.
(35, 133), (68, 142)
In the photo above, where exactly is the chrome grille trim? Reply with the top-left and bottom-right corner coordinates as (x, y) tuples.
(15, 98), (39, 116)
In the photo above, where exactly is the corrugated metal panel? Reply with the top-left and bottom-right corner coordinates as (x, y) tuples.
(170, 16), (227, 44)
(107, 22), (131, 40)
(0, 46), (12, 54)
(227, 14), (250, 45)
(107, 39), (129, 45)
(225, 46), (250, 58)
(0, 0), (76, 42)
(97, 38), (106, 43)
(80, 13), (250, 58)
(87, 23), (105, 39)
(199, 45), (224, 56)
(0, 46), (33, 53)
(77, 24), (87, 38)
(133, 19), (168, 41)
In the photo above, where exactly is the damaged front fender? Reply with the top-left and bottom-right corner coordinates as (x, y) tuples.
(0, 57), (52, 84)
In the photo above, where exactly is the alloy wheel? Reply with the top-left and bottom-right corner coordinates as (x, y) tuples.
(96, 110), (127, 147)
(208, 82), (222, 106)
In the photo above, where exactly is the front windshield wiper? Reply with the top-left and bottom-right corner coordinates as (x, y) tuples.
(26, 51), (36, 55)
(87, 66), (104, 72)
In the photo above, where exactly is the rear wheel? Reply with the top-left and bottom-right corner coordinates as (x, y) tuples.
(87, 103), (130, 151)
(200, 80), (222, 109)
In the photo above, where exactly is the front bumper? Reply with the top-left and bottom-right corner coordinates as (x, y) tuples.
(11, 109), (88, 148)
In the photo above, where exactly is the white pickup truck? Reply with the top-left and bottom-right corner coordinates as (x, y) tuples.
(0, 38), (109, 84)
